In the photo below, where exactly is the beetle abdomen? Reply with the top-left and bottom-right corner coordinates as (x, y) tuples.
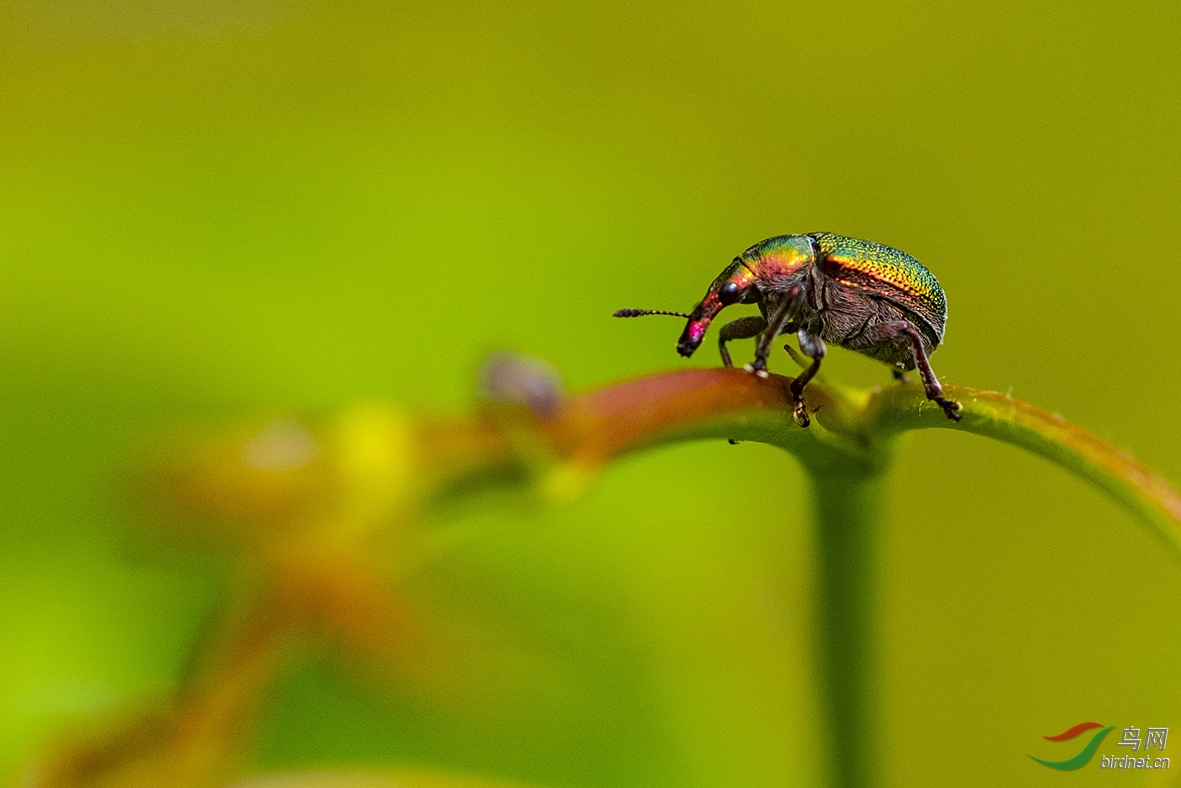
(809, 232), (947, 344)
(807, 279), (927, 368)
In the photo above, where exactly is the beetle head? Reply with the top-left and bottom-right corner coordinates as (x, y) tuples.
(677, 235), (815, 357)
(675, 260), (759, 357)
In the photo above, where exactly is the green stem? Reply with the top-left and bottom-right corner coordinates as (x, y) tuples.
(808, 466), (885, 788)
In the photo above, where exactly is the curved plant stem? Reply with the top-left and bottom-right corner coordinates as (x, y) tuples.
(864, 383), (1181, 553)
(118, 364), (1181, 788)
(456, 366), (1181, 788)
(469, 368), (1181, 553)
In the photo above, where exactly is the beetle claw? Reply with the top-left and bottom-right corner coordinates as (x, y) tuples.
(935, 396), (963, 422)
(743, 362), (770, 378)
(792, 398), (810, 428)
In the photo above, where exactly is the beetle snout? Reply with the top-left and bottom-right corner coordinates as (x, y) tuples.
(676, 319), (708, 357)
(677, 297), (720, 357)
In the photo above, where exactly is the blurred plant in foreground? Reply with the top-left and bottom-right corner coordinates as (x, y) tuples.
(19, 354), (1181, 788)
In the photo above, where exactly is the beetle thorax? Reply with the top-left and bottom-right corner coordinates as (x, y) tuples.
(742, 235), (816, 292)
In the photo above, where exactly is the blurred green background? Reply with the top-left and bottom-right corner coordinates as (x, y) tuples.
(2, 1), (1180, 786)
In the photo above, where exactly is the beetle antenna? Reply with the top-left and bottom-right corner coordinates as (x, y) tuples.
(613, 309), (692, 319)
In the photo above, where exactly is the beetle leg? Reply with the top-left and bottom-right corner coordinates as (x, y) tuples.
(865, 321), (962, 421)
(786, 328), (826, 427)
(747, 285), (802, 375)
(716, 316), (768, 367)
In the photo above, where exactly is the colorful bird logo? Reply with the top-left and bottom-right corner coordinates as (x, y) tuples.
(1028, 722), (1114, 770)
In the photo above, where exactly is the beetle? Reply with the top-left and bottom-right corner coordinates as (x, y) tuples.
(615, 232), (962, 427)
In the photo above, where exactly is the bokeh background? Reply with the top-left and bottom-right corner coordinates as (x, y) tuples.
(2, 1), (1180, 786)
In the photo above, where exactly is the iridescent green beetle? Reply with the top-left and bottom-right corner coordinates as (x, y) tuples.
(615, 233), (962, 427)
